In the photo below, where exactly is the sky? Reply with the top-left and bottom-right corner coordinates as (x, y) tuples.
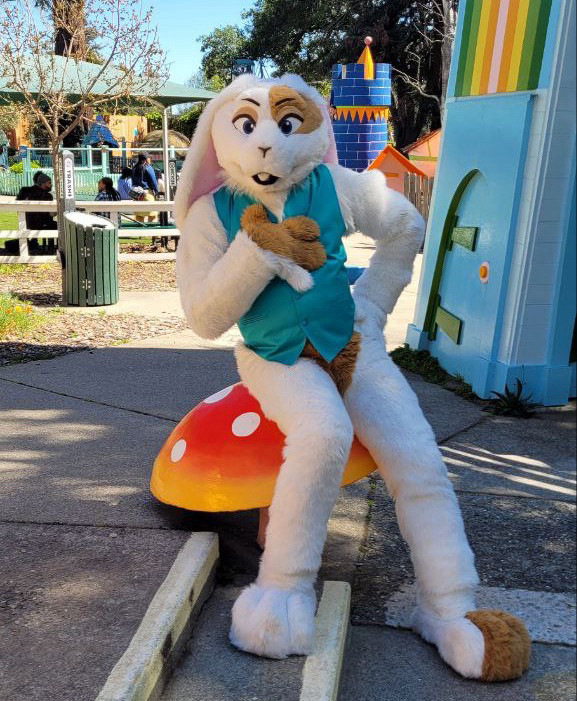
(152, 0), (253, 86)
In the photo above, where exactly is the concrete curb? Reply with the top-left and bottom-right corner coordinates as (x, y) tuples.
(300, 581), (351, 701)
(95, 532), (219, 701)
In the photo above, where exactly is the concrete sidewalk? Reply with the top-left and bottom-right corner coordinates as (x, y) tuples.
(0, 242), (574, 700)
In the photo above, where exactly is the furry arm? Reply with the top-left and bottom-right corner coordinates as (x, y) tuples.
(327, 164), (425, 326)
(176, 195), (314, 339)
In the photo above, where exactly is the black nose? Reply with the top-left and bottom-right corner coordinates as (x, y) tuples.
(259, 147), (271, 157)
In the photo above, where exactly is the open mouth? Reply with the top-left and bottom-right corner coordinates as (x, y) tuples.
(252, 172), (279, 186)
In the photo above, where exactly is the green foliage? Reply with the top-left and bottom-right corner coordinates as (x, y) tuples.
(390, 344), (476, 399)
(171, 105), (204, 139)
(0, 294), (40, 339)
(0, 106), (20, 133)
(484, 380), (538, 418)
(9, 160), (41, 173)
(242, 0), (458, 148)
(146, 111), (163, 131)
(198, 25), (249, 85)
(390, 344), (447, 383)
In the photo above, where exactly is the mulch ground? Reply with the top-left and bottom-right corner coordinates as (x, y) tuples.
(0, 262), (185, 366)
(1, 261), (177, 297)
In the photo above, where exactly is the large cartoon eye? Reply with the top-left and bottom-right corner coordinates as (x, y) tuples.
(233, 115), (256, 134)
(278, 114), (303, 135)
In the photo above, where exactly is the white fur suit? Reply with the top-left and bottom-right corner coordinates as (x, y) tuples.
(173, 74), (530, 682)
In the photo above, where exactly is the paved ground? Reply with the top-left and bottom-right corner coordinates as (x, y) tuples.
(56, 234), (421, 353)
(0, 244), (574, 700)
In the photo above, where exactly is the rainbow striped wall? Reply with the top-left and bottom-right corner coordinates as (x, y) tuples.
(453, 0), (553, 97)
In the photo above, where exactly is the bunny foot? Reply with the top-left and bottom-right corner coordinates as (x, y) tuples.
(413, 607), (531, 681)
(230, 584), (316, 659)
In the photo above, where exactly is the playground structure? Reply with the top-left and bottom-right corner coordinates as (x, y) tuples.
(330, 38), (391, 172)
(1, 144), (179, 198)
(406, 0), (576, 406)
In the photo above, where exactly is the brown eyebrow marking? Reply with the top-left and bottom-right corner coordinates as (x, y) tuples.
(269, 86), (323, 134)
(242, 98), (260, 106)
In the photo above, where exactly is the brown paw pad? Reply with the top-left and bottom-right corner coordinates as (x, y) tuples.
(284, 216), (320, 242)
(466, 610), (531, 682)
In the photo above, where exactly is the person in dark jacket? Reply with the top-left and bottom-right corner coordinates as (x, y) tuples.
(131, 154), (158, 222)
(11, 172), (56, 254)
(131, 153), (158, 194)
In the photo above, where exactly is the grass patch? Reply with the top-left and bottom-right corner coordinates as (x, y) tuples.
(390, 344), (476, 399)
(0, 293), (41, 338)
(0, 262), (54, 275)
(0, 212), (18, 230)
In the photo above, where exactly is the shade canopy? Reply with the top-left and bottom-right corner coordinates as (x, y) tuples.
(0, 55), (216, 108)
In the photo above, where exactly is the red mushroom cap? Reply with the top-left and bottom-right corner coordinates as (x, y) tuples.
(151, 383), (377, 512)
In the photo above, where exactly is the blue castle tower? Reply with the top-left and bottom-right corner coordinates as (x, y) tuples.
(331, 37), (392, 171)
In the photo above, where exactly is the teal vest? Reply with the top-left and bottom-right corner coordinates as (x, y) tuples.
(213, 165), (355, 365)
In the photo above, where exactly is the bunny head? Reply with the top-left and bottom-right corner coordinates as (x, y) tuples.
(174, 74), (337, 229)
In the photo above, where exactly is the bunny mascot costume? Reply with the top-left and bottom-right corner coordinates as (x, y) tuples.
(174, 73), (530, 682)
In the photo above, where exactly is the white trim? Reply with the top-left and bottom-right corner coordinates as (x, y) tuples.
(299, 582), (351, 701)
(497, 0), (576, 365)
(95, 533), (218, 701)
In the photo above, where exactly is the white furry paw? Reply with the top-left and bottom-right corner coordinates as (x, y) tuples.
(260, 250), (314, 292)
(230, 584), (316, 659)
(412, 607), (485, 678)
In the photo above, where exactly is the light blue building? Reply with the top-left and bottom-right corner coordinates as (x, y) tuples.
(406, 0), (576, 406)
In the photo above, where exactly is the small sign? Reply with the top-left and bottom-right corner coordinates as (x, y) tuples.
(62, 152), (75, 208)
(168, 158), (177, 200)
(19, 144), (28, 159)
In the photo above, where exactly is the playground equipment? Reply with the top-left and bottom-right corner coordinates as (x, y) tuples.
(406, 0), (576, 406)
(82, 115), (119, 148)
(330, 37), (391, 171)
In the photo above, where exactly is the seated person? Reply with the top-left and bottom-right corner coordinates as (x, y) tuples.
(117, 167), (133, 200)
(95, 177), (121, 218)
(12, 172), (56, 254)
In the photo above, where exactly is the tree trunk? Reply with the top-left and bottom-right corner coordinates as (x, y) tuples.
(53, 0), (87, 58)
(439, 0), (457, 113)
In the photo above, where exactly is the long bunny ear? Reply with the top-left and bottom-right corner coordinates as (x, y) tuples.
(174, 74), (260, 230)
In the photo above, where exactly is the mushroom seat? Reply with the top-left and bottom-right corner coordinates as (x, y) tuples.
(151, 383), (377, 512)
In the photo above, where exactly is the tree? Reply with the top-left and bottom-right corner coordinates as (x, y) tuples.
(0, 0), (167, 214)
(198, 25), (249, 86)
(243, 0), (458, 148)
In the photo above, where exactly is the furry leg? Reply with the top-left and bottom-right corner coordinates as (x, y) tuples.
(230, 344), (354, 658)
(344, 333), (530, 680)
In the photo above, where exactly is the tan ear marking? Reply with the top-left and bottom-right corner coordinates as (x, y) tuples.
(269, 86), (323, 134)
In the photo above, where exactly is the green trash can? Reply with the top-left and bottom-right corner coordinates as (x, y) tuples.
(62, 212), (118, 306)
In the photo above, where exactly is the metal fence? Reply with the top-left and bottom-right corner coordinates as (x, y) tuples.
(0, 169), (120, 199)
(1, 146), (178, 195)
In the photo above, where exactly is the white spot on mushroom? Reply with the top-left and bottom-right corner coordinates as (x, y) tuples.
(231, 412), (261, 437)
(204, 386), (235, 404)
(171, 438), (187, 462)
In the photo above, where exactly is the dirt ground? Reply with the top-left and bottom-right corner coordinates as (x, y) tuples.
(0, 262), (184, 366)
